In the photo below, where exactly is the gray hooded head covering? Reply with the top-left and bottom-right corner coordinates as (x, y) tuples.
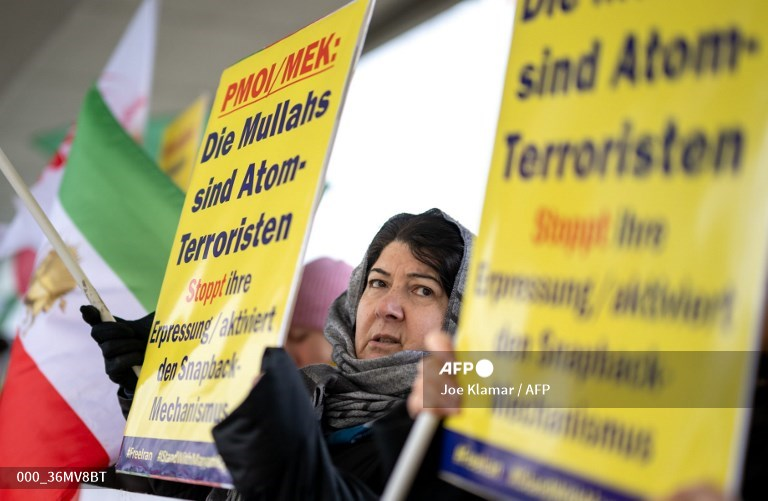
(301, 208), (474, 429)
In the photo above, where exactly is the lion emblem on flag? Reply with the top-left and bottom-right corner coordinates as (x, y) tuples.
(24, 247), (78, 321)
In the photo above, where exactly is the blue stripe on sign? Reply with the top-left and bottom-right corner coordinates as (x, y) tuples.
(117, 435), (233, 487)
(439, 429), (641, 500)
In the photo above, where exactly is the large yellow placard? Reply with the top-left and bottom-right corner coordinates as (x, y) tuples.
(441, 1), (768, 499)
(118, 0), (373, 486)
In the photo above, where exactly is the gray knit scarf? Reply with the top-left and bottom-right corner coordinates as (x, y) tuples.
(301, 209), (473, 429)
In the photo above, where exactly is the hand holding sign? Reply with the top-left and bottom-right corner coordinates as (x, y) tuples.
(407, 330), (461, 419)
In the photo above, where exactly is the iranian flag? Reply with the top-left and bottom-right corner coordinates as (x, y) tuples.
(0, 88), (183, 499)
(0, 0), (158, 349)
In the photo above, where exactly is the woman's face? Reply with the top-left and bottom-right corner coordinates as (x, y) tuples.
(355, 241), (449, 359)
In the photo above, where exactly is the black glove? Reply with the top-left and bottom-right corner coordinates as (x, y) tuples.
(80, 305), (154, 392)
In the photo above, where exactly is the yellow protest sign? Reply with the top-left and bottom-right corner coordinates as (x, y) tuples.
(440, 0), (768, 499)
(118, 0), (373, 485)
(158, 94), (209, 192)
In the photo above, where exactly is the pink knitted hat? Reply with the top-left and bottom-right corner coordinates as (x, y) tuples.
(291, 257), (354, 331)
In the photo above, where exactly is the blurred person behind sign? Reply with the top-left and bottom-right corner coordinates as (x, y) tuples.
(285, 257), (353, 367)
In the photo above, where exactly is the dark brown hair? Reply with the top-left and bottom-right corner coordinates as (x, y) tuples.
(364, 208), (464, 296)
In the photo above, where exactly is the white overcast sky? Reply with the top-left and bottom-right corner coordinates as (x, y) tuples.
(305, 0), (515, 266)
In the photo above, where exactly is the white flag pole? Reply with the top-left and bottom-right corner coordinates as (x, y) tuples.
(0, 146), (141, 376)
(0, 146), (115, 321)
(381, 413), (440, 501)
